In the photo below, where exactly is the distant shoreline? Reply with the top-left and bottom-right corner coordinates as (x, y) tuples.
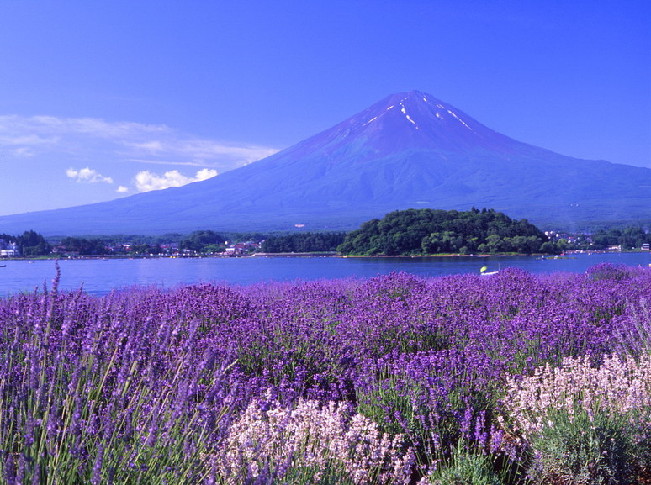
(0, 249), (647, 262)
(252, 252), (338, 257)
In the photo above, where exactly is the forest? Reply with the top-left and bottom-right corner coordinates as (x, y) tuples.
(337, 208), (561, 256)
(261, 232), (346, 253)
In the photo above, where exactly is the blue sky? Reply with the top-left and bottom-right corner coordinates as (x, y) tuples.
(0, 0), (649, 216)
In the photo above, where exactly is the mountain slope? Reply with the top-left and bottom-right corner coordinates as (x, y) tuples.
(1, 91), (650, 235)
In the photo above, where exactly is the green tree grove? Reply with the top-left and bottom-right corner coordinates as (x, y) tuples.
(338, 208), (561, 256)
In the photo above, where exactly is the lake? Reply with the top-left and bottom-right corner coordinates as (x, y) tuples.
(1, 252), (650, 297)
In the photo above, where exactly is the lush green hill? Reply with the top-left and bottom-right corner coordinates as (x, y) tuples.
(338, 208), (560, 256)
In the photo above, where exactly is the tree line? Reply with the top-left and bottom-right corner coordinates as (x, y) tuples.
(261, 232), (346, 253)
(3, 214), (648, 258)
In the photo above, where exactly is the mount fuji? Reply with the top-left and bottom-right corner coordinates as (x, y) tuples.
(2, 91), (650, 235)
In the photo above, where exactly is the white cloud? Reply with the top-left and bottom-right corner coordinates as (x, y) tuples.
(116, 186), (129, 193)
(195, 168), (219, 181)
(134, 169), (218, 192)
(66, 167), (114, 184)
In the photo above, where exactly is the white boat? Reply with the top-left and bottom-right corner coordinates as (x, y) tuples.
(480, 265), (498, 276)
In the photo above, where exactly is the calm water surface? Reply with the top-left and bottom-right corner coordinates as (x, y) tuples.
(1, 253), (650, 297)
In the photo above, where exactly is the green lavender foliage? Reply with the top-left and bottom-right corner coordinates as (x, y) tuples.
(528, 408), (636, 485)
(0, 273), (235, 483)
(424, 446), (504, 485)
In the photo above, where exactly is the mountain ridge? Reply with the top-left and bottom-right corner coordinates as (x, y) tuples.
(1, 90), (650, 235)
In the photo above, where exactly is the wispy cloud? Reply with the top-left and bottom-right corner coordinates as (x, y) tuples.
(0, 115), (168, 140)
(11, 147), (36, 157)
(0, 114), (278, 204)
(66, 167), (114, 184)
(122, 138), (277, 167)
(134, 168), (218, 192)
(0, 133), (60, 147)
(0, 114), (278, 170)
(125, 159), (211, 167)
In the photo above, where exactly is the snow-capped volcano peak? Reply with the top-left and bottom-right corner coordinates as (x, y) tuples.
(285, 90), (519, 159)
(2, 90), (650, 235)
(374, 90), (477, 133)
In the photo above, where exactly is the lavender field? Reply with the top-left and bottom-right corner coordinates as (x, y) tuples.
(1, 263), (651, 484)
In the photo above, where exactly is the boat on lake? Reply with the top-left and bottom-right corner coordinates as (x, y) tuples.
(480, 265), (499, 276)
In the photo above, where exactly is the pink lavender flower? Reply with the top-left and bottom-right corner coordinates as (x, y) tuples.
(215, 395), (414, 484)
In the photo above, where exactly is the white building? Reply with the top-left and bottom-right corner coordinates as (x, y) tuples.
(0, 240), (20, 257)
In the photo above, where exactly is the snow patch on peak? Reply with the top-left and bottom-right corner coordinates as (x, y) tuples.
(406, 114), (418, 128)
(399, 102), (418, 129)
(446, 110), (473, 131)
